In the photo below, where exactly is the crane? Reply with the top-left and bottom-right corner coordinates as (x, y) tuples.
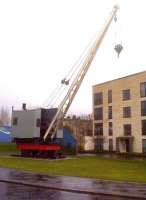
(43, 5), (119, 141)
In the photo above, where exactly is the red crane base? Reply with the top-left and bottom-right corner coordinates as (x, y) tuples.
(15, 143), (65, 159)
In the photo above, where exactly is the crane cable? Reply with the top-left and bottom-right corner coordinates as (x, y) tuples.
(42, 84), (63, 107)
(42, 36), (96, 108)
(63, 31), (101, 82)
(43, 25), (109, 108)
(62, 37), (95, 81)
(114, 13), (123, 57)
(51, 38), (97, 107)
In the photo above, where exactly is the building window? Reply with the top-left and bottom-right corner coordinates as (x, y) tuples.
(109, 122), (113, 136)
(109, 139), (113, 152)
(94, 123), (103, 136)
(124, 124), (131, 136)
(142, 139), (146, 153)
(86, 129), (92, 136)
(94, 92), (103, 105)
(142, 120), (146, 135)
(94, 107), (103, 120)
(141, 101), (146, 116)
(36, 118), (41, 127)
(123, 89), (130, 100)
(140, 82), (146, 97)
(108, 90), (112, 103)
(123, 107), (131, 118)
(108, 106), (112, 119)
(13, 117), (18, 125)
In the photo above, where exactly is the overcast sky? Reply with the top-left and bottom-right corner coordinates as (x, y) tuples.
(0, 0), (146, 114)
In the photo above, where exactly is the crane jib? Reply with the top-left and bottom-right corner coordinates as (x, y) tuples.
(43, 5), (119, 141)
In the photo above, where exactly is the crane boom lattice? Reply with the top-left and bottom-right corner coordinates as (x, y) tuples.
(44, 5), (119, 141)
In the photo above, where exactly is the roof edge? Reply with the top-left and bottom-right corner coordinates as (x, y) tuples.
(92, 71), (146, 88)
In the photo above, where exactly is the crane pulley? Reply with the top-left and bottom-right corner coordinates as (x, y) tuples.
(61, 78), (70, 85)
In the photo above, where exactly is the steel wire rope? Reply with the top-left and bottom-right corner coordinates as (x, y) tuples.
(114, 12), (123, 46)
(42, 27), (103, 108)
(42, 39), (95, 108)
(50, 84), (69, 108)
(66, 34), (99, 81)
(43, 83), (63, 107)
(48, 83), (68, 107)
(50, 40), (97, 107)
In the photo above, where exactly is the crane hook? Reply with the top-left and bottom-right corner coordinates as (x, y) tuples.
(114, 43), (123, 58)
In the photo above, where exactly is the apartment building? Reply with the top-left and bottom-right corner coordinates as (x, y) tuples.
(93, 71), (146, 154)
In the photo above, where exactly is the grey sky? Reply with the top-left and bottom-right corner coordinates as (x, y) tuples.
(0, 0), (146, 114)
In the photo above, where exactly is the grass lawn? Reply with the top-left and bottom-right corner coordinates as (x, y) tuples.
(0, 143), (146, 183)
(0, 155), (145, 183)
(0, 143), (18, 154)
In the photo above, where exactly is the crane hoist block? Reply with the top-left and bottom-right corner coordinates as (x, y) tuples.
(114, 43), (123, 57)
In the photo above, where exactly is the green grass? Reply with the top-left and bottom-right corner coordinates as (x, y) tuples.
(0, 143), (146, 183)
(0, 155), (145, 183)
(0, 143), (18, 153)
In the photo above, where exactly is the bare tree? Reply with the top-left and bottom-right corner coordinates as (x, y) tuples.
(0, 107), (10, 126)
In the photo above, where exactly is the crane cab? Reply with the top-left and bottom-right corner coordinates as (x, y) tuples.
(12, 105), (58, 143)
(12, 105), (64, 158)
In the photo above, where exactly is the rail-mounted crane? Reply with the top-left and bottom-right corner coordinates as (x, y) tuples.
(12, 5), (120, 158)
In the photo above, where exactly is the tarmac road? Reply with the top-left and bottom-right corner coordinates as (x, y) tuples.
(0, 182), (135, 200)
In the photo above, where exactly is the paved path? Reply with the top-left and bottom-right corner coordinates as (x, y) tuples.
(0, 168), (145, 199)
(0, 182), (135, 200)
